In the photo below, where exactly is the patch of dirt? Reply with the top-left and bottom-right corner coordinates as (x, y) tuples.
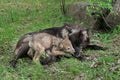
(84, 53), (99, 61)
(82, 53), (102, 68)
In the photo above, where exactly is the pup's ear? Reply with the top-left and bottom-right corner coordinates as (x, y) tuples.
(59, 43), (63, 49)
(59, 36), (69, 49)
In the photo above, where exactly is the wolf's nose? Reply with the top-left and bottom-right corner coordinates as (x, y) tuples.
(72, 49), (75, 54)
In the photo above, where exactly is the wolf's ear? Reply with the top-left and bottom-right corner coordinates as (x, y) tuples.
(64, 22), (72, 33)
(59, 43), (63, 49)
(64, 22), (72, 29)
(64, 22), (71, 27)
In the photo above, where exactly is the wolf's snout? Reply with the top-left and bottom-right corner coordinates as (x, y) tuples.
(71, 48), (75, 54)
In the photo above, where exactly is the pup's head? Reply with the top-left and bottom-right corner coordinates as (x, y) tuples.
(59, 37), (75, 54)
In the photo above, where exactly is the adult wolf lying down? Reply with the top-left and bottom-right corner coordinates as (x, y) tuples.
(10, 22), (105, 67)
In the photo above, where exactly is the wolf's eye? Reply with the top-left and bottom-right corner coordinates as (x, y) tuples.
(67, 47), (70, 50)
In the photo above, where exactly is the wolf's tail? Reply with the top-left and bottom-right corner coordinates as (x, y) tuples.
(9, 60), (18, 68)
(9, 43), (30, 68)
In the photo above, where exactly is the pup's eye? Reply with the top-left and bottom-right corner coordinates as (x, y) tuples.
(67, 47), (70, 50)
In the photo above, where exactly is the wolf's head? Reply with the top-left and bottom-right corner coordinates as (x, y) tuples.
(63, 22), (84, 36)
(78, 28), (90, 48)
(59, 37), (75, 54)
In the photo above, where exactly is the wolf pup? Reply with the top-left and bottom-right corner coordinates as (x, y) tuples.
(28, 33), (75, 63)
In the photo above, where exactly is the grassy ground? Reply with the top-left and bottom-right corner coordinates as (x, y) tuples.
(0, 0), (120, 80)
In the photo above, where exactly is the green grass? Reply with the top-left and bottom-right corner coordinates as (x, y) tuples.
(0, 0), (120, 80)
